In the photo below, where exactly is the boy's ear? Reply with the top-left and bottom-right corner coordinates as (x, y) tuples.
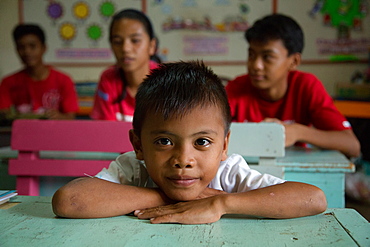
(41, 43), (47, 55)
(289, 53), (301, 71)
(149, 38), (157, 56)
(221, 130), (231, 161)
(129, 129), (144, 160)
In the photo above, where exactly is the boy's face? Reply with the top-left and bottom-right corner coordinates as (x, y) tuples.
(131, 105), (230, 201)
(247, 39), (300, 92)
(16, 34), (45, 68)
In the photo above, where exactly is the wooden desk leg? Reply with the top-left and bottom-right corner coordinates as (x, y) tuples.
(17, 176), (40, 196)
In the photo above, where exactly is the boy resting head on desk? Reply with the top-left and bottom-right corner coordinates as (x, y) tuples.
(225, 14), (360, 158)
(52, 61), (327, 224)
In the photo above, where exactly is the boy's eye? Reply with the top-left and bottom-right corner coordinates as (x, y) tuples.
(155, 138), (172, 146)
(131, 38), (141, 44)
(195, 138), (210, 147)
(263, 54), (275, 61)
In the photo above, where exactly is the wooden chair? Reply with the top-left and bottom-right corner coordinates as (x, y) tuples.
(8, 119), (133, 196)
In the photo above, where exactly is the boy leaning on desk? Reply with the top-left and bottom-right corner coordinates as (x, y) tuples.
(52, 61), (327, 224)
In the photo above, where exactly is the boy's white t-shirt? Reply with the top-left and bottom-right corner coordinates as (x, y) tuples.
(95, 152), (285, 193)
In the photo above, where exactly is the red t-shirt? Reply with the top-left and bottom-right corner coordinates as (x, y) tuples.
(0, 67), (79, 114)
(90, 61), (159, 121)
(226, 71), (350, 131)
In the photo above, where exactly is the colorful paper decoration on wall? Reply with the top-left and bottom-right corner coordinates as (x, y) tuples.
(310, 0), (368, 38)
(310, 0), (370, 61)
(47, 1), (64, 23)
(73, 2), (90, 21)
(99, 1), (116, 20)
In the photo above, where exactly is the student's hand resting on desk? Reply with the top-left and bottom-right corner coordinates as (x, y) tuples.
(134, 194), (227, 224)
(45, 109), (75, 120)
(263, 118), (297, 147)
(263, 118), (361, 158)
(45, 109), (64, 119)
(196, 187), (227, 199)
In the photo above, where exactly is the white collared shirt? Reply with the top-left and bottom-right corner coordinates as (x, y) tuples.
(95, 152), (285, 192)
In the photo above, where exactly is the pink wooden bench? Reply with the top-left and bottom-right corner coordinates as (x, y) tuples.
(8, 119), (133, 196)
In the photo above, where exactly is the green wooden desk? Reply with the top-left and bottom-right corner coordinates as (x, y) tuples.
(281, 148), (354, 209)
(1, 146), (353, 208)
(246, 147), (354, 208)
(1, 196), (369, 247)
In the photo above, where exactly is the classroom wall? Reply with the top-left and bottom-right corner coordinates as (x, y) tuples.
(0, 0), (367, 96)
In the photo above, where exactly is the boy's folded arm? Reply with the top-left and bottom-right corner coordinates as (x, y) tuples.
(136, 181), (327, 224)
(223, 181), (327, 219)
(285, 123), (361, 158)
(52, 177), (169, 219)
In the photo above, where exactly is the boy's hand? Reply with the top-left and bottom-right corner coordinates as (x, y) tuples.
(196, 187), (226, 199)
(263, 118), (299, 147)
(134, 195), (226, 224)
(283, 123), (300, 147)
(263, 117), (283, 125)
(45, 109), (62, 119)
(45, 109), (76, 120)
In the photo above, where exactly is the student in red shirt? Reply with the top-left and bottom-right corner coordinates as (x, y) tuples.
(226, 14), (360, 158)
(0, 24), (79, 120)
(91, 9), (160, 121)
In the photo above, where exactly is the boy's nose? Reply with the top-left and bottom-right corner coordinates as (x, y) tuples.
(171, 146), (195, 169)
(249, 57), (263, 70)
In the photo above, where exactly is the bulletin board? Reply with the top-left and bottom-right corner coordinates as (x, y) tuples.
(20, 0), (367, 65)
(276, 0), (370, 63)
(19, 0), (143, 65)
(19, 0), (274, 65)
(146, 0), (274, 64)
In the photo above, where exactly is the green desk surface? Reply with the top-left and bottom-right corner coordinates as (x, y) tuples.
(1, 196), (369, 247)
(244, 147), (354, 173)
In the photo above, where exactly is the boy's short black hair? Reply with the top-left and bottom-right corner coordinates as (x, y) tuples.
(245, 14), (304, 55)
(13, 24), (46, 45)
(133, 61), (231, 136)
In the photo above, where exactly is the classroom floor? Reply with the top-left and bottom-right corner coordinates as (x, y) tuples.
(345, 197), (370, 222)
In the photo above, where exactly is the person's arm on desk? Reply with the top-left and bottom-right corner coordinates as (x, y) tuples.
(53, 178), (327, 223)
(52, 177), (170, 218)
(135, 181), (327, 224)
(0, 108), (76, 120)
(45, 109), (76, 120)
(284, 123), (360, 158)
(264, 118), (361, 158)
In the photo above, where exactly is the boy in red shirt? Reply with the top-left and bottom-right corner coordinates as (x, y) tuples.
(0, 24), (78, 120)
(226, 14), (360, 158)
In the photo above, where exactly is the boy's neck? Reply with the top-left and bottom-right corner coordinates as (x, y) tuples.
(25, 64), (49, 81)
(258, 82), (288, 102)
